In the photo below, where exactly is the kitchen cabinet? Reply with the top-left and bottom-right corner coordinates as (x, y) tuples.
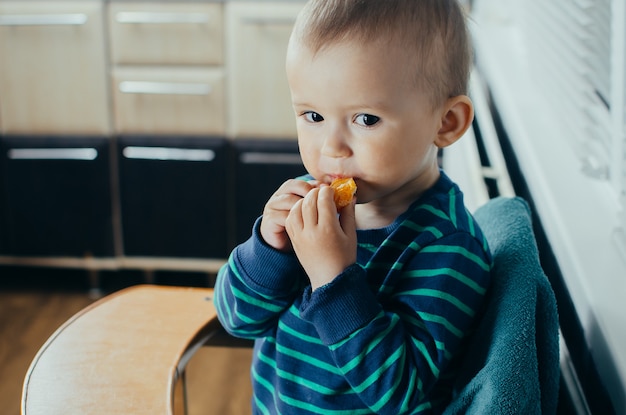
(117, 136), (229, 259)
(109, 1), (228, 260)
(0, 1), (110, 135)
(111, 0), (308, 256)
(108, 1), (225, 136)
(108, 2), (223, 66)
(0, 0), (310, 277)
(226, 2), (304, 139)
(111, 66), (226, 136)
(0, 136), (114, 257)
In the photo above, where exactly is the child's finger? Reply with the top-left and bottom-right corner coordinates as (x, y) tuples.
(301, 187), (320, 225)
(286, 198), (304, 233)
(317, 186), (339, 223)
(266, 179), (317, 214)
(274, 178), (317, 199)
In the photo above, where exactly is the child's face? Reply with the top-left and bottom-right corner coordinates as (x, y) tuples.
(286, 38), (444, 208)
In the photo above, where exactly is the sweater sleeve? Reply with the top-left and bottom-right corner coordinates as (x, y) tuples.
(299, 231), (492, 414)
(214, 218), (305, 339)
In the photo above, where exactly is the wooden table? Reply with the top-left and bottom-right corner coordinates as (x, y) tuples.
(21, 285), (222, 415)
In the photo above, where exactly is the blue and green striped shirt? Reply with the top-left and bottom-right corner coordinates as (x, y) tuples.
(215, 172), (492, 414)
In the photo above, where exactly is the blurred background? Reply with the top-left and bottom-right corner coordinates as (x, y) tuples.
(0, 0), (624, 413)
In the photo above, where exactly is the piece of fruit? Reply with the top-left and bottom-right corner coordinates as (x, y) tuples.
(330, 177), (357, 209)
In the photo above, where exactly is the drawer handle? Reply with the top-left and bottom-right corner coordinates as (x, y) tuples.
(115, 11), (209, 24)
(0, 14), (88, 26)
(241, 17), (297, 26)
(240, 152), (302, 165)
(8, 148), (97, 160)
(119, 81), (212, 96)
(123, 147), (215, 162)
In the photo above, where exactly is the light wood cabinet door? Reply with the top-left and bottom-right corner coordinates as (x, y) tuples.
(111, 66), (226, 136)
(108, 2), (223, 66)
(226, 2), (304, 140)
(0, 1), (110, 135)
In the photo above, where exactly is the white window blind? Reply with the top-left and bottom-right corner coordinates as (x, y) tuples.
(471, 1), (626, 409)
(613, 0), (626, 225)
(519, 0), (625, 194)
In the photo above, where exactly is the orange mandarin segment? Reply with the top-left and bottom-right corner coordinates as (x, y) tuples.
(330, 177), (357, 209)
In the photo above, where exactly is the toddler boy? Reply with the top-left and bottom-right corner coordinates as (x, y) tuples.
(215, 0), (492, 413)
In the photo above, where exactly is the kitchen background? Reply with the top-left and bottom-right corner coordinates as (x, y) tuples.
(1, 0), (625, 414)
(1, 1), (304, 414)
(0, 0), (308, 285)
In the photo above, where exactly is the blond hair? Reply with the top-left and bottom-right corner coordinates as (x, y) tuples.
(291, 0), (472, 108)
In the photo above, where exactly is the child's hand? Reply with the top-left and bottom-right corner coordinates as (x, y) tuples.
(260, 179), (318, 252)
(285, 185), (357, 290)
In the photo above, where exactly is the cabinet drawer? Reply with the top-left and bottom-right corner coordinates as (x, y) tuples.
(108, 2), (223, 65)
(0, 1), (110, 135)
(111, 67), (226, 135)
(118, 136), (229, 258)
(0, 137), (114, 257)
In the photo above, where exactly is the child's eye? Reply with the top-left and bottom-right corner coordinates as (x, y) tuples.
(303, 111), (324, 123)
(355, 114), (380, 127)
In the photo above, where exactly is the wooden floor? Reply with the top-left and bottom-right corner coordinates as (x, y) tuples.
(0, 267), (252, 415)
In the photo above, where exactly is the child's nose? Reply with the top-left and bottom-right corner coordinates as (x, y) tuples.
(321, 125), (351, 158)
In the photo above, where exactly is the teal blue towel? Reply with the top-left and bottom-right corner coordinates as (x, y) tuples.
(444, 197), (560, 414)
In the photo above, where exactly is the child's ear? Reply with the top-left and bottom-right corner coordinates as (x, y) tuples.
(434, 95), (474, 148)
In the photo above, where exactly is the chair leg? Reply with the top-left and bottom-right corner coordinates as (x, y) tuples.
(182, 370), (189, 415)
(173, 370), (188, 415)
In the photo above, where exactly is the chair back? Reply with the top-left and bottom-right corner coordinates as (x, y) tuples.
(444, 196), (560, 414)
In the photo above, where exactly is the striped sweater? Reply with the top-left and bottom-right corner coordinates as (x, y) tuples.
(214, 172), (492, 414)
